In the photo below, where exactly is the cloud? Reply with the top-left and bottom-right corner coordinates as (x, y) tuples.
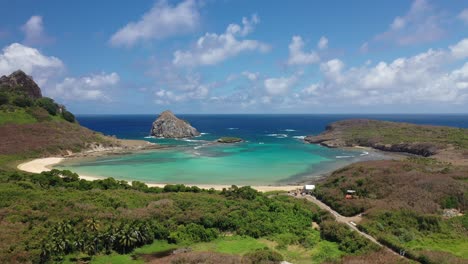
(242, 71), (259, 81)
(110, 0), (200, 47)
(450, 39), (468, 59)
(0, 43), (64, 86)
(264, 75), (297, 95)
(298, 38), (468, 106)
(52, 72), (120, 101)
(317, 36), (328, 50)
(21, 16), (54, 45)
(458, 9), (468, 24)
(172, 15), (270, 66)
(287, 36), (320, 65)
(374, 0), (445, 46)
(145, 61), (213, 104)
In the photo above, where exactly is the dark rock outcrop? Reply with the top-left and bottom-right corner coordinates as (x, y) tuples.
(0, 70), (42, 99)
(216, 137), (243, 143)
(150, 110), (200, 138)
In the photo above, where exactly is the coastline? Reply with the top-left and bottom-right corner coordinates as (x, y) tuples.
(16, 144), (405, 192)
(17, 157), (303, 192)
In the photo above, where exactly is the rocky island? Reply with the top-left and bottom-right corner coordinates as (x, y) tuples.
(305, 119), (468, 164)
(216, 137), (243, 143)
(150, 110), (200, 138)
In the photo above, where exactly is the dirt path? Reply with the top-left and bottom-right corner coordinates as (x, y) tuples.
(294, 194), (411, 260)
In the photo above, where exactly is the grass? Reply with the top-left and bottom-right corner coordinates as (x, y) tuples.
(85, 235), (345, 264)
(405, 232), (468, 258)
(0, 108), (37, 125)
(191, 236), (266, 255)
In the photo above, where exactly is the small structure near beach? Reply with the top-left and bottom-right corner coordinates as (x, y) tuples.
(303, 185), (315, 194)
(150, 110), (200, 138)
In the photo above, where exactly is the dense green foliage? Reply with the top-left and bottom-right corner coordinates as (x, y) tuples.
(62, 110), (75, 123)
(242, 248), (284, 263)
(0, 92), (8, 105)
(320, 221), (378, 254)
(0, 91), (74, 124)
(0, 169), (371, 263)
(359, 210), (468, 262)
(36, 97), (59, 115)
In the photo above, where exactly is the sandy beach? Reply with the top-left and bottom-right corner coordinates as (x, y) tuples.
(17, 157), (303, 192)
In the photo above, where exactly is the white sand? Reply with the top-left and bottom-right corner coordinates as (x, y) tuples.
(17, 157), (303, 192)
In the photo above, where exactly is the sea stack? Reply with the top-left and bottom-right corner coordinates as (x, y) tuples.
(150, 110), (200, 138)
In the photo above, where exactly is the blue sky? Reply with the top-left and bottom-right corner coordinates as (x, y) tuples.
(0, 0), (467, 114)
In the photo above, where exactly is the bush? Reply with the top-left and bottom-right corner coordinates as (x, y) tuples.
(36, 97), (59, 115)
(62, 110), (75, 123)
(13, 96), (33, 107)
(0, 93), (9, 105)
(242, 248), (283, 264)
(26, 107), (51, 122)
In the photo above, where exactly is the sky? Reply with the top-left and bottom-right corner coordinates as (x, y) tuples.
(0, 0), (467, 114)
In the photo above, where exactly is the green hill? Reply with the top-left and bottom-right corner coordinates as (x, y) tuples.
(0, 70), (113, 166)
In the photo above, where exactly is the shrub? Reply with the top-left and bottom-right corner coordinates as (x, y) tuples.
(62, 110), (75, 123)
(13, 96), (33, 107)
(27, 107), (51, 122)
(242, 248), (283, 264)
(0, 92), (9, 105)
(36, 97), (59, 115)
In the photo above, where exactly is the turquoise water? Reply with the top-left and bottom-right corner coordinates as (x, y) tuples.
(58, 138), (381, 185)
(56, 114), (468, 185)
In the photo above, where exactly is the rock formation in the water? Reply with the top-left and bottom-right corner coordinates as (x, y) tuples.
(216, 137), (243, 143)
(150, 110), (200, 138)
(0, 70), (42, 99)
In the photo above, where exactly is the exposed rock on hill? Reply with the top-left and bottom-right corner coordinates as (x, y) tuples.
(304, 119), (468, 159)
(150, 110), (200, 138)
(0, 70), (42, 99)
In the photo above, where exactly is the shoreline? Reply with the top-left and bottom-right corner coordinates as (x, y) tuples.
(16, 144), (404, 192)
(17, 157), (303, 192)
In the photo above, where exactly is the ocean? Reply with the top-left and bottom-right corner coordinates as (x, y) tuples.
(56, 114), (468, 185)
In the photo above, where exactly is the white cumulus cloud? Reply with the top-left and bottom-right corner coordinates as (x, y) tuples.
(21, 15), (54, 45)
(317, 36), (328, 50)
(0, 43), (64, 86)
(299, 38), (468, 106)
(287, 36), (320, 65)
(374, 0), (445, 46)
(110, 0), (200, 47)
(264, 75), (297, 95)
(458, 9), (468, 24)
(52, 72), (120, 101)
(172, 15), (270, 66)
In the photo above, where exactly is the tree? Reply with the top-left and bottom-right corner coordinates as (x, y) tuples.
(62, 110), (75, 123)
(36, 97), (59, 115)
(13, 96), (32, 107)
(0, 92), (8, 105)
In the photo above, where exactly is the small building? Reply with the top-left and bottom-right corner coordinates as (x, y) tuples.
(303, 185), (315, 194)
(345, 190), (356, 199)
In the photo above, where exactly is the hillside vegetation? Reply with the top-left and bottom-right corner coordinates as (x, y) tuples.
(0, 71), (113, 164)
(314, 158), (468, 263)
(305, 119), (468, 159)
(0, 169), (382, 263)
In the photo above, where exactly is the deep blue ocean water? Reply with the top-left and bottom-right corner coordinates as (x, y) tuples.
(57, 114), (468, 185)
(76, 114), (468, 141)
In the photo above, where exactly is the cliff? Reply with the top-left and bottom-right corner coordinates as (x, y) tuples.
(150, 110), (200, 138)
